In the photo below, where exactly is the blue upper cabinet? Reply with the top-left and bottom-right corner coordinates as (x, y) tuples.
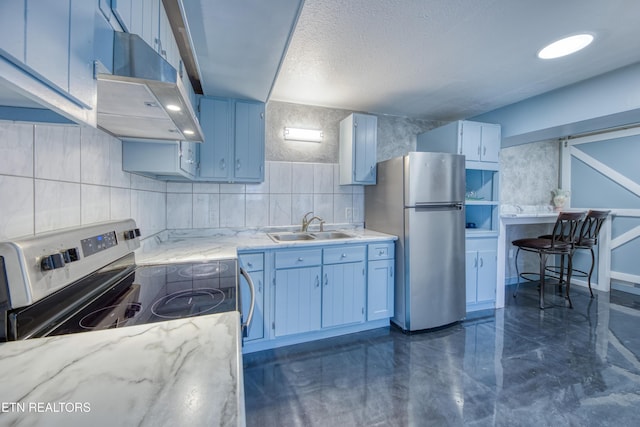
(0, 1), (26, 63)
(199, 97), (233, 180)
(26, 1), (70, 91)
(234, 100), (265, 181)
(339, 113), (378, 185)
(417, 120), (501, 170)
(199, 97), (265, 183)
(0, 0), (97, 125)
(69, 0), (97, 108)
(112, 0), (179, 69)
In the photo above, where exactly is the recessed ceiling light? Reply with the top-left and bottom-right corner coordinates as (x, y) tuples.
(183, 130), (195, 135)
(538, 33), (594, 59)
(166, 104), (181, 112)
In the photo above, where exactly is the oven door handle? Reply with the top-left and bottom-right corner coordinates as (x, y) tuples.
(239, 267), (255, 335)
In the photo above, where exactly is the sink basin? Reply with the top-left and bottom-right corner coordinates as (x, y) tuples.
(267, 230), (356, 242)
(310, 231), (355, 240)
(267, 232), (315, 242)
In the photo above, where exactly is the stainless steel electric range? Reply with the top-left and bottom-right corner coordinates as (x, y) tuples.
(0, 219), (253, 341)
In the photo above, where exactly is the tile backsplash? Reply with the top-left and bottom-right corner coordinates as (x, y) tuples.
(166, 161), (365, 230)
(0, 121), (364, 242)
(0, 121), (167, 241)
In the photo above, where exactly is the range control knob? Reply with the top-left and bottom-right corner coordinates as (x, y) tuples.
(123, 228), (141, 240)
(61, 247), (80, 263)
(41, 253), (65, 271)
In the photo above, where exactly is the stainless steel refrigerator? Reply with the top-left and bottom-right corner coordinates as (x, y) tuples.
(365, 152), (466, 332)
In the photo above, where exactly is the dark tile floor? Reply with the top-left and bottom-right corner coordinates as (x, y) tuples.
(243, 283), (640, 426)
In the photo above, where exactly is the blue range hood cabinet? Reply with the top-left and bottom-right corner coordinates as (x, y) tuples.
(96, 31), (204, 143)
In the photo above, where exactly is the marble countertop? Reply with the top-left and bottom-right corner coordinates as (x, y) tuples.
(136, 227), (397, 265)
(0, 312), (244, 427)
(500, 204), (558, 218)
(0, 226), (395, 426)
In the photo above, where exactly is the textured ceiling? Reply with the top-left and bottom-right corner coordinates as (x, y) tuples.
(269, 0), (640, 120)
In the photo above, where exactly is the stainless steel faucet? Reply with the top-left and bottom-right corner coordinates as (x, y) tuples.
(301, 211), (325, 232)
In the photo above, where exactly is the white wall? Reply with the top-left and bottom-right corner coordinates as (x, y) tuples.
(474, 62), (640, 146)
(0, 121), (166, 241)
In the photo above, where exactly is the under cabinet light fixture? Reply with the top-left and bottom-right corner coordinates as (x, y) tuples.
(284, 127), (323, 142)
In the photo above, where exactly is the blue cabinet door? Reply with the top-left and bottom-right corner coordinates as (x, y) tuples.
(0, 1), (26, 63)
(465, 251), (478, 304)
(322, 262), (366, 328)
(25, 0), (71, 91)
(111, 0), (132, 32)
(199, 97), (233, 180)
(274, 266), (321, 337)
(353, 113), (377, 184)
(367, 259), (394, 321)
(234, 100), (265, 181)
(476, 249), (497, 303)
(179, 141), (197, 176)
(68, 0), (96, 108)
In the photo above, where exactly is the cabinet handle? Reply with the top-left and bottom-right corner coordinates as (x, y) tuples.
(390, 267), (393, 277)
(483, 146), (487, 156)
(247, 262), (253, 268)
(341, 253), (347, 258)
(236, 159), (241, 170)
(220, 158), (226, 170)
(315, 275), (320, 288)
(324, 273), (328, 286)
(258, 280), (262, 293)
(477, 145), (481, 156)
(297, 257), (304, 262)
(479, 257), (484, 268)
(474, 258), (478, 268)
(378, 250), (384, 256)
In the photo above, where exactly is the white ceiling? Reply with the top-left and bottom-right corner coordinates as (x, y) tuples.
(270, 0), (640, 120)
(183, 0), (640, 122)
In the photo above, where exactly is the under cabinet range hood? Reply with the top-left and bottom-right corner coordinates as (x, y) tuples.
(96, 32), (204, 143)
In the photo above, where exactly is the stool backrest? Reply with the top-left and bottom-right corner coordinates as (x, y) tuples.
(577, 210), (610, 246)
(550, 211), (586, 247)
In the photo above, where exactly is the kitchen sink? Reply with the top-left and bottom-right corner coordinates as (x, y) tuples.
(267, 232), (316, 242)
(310, 231), (354, 240)
(267, 231), (356, 243)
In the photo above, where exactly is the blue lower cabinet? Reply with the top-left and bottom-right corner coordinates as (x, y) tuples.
(466, 237), (497, 311)
(322, 246), (366, 328)
(245, 241), (395, 351)
(274, 266), (322, 337)
(367, 259), (394, 321)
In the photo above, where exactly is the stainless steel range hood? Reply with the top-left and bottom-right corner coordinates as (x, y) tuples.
(97, 32), (204, 143)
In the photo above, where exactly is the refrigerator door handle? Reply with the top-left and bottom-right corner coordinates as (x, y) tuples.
(415, 202), (463, 210)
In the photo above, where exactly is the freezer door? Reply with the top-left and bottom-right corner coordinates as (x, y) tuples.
(404, 152), (465, 207)
(404, 205), (466, 330)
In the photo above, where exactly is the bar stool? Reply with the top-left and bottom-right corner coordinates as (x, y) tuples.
(512, 211), (585, 309)
(540, 210), (610, 298)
